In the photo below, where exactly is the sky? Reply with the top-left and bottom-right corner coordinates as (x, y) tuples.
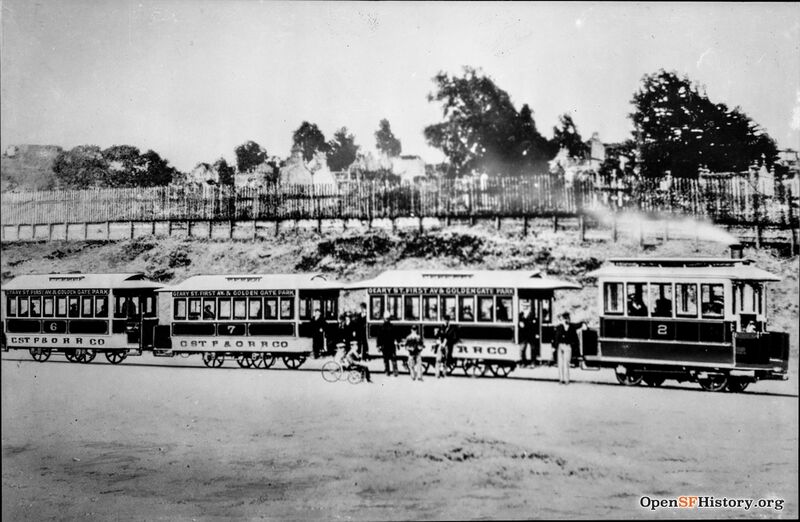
(2, 1), (799, 172)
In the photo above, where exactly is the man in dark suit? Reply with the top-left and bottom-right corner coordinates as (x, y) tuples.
(308, 309), (327, 359)
(376, 312), (398, 377)
(441, 314), (459, 368)
(355, 303), (369, 359)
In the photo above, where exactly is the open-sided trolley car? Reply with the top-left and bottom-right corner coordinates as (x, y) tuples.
(347, 270), (581, 377)
(1, 273), (162, 364)
(581, 258), (791, 392)
(153, 273), (341, 368)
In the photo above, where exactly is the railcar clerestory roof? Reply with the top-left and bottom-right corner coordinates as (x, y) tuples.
(346, 270), (581, 290)
(160, 273), (342, 292)
(588, 258), (780, 282)
(1, 273), (162, 290)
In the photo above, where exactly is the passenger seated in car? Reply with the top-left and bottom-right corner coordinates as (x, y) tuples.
(628, 290), (647, 316)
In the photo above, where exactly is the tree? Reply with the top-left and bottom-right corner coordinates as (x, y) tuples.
(214, 157), (235, 186)
(630, 70), (778, 177)
(375, 119), (402, 158)
(102, 145), (142, 187)
(551, 114), (590, 159)
(424, 67), (552, 177)
(234, 141), (268, 173)
(139, 150), (177, 186)
(292, 122), (329, 162)
(326, 127), (359, 172)
(52, 145), (109, 189)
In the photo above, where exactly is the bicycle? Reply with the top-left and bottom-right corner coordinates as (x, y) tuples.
(320, 348), (366, 384)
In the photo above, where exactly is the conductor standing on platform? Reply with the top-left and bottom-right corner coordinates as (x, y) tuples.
(355, 303), (369, 359)
(309, 309), (327, 359)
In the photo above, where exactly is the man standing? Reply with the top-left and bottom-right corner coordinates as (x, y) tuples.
(552, 312), (582, 385)
(441, 314), (459, 370)
(376, 312), (398, 377)
(308, 309), (327, 359)
(355, 303), (369, 359)
(404, 325), (424, 381)
(518, 309), (537, 366)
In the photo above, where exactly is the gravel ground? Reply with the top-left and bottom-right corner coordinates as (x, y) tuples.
(2, 352), (797, 520)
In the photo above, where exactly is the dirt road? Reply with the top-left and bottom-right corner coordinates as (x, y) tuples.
(2, 353), (797, 520)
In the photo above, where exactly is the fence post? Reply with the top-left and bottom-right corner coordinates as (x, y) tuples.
(522, 216), (529, 237)
(84, 222), (89, 240)
(552, 215), (558, 232)
(229, 220), (234, 239)
(367, 180), (374, 230)
(188, 220), (193, 238)
(208, 220), (213, 239)
(612, 214), (618, 242)
(579, 214), (586, 242)
(152, 220), (156, 236)
(167, 220), (172, 237)
(130, 221), (134, 239)
(787, 185), (797, 254)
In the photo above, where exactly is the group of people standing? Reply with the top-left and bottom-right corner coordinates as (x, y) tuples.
(307, 304), (459, 383)
(307, 304), (583, 385)
(308, 303), (372, 382)
(376, 313), (459, 381)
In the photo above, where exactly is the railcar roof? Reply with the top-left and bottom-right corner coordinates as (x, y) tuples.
(588, 262), (780, 281)
(1, 273), (162, 290)
(160, 273), (341, 292)
(607, 258), (754, 267)
(346, 270), (581, 290)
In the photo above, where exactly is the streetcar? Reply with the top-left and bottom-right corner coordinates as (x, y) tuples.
(582, 258), (791, 392)
(1, 273), (162, 363)
(152, 273), (341, 368)
(346, 270), (581, 376)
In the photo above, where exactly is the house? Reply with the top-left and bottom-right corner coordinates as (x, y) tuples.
(187, 163), (219, 185)
(279, 145), (336, 186)
(588, 133), (606, 171)
(391, 155), (426, 183)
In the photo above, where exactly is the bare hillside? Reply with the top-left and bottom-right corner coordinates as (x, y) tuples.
(1, 144), (61, 191)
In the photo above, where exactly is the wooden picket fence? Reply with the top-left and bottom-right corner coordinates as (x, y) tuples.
(0, 174), (797, 229)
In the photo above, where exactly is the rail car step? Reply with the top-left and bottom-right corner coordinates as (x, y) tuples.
(152, 349), (174, 357)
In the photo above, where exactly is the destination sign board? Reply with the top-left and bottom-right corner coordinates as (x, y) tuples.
(367, 287), (514, 296)
(4, 288), (110, 296)
(171, 289), (296, 297)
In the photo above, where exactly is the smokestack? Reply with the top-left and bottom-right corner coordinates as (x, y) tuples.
(730, 243), (744, 259)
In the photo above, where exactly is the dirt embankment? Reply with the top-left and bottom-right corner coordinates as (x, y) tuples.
(1, 221), (797, 353)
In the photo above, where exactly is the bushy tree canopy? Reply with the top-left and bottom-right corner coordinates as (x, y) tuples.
(52, 145), (176, 188)
(375, 119), (402, 158)
(424, 67), (553, 177)
(213, 157), (235, 186)
(326, 127), (359, 172)
(552, 114), (590, 159)
(53, 145), (109, 189)
(292, 122), (329, 162)
(234, 141), (268, 173)
(630, 70), (778, 177)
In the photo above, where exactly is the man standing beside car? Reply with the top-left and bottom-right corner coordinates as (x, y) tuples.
(376, 312), (398, 377)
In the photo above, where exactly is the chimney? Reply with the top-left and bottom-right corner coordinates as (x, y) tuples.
(730, 243), (744, 259)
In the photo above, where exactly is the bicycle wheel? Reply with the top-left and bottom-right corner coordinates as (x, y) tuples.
(347, 368), (363, 384)
(322, 360), (343, 382)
